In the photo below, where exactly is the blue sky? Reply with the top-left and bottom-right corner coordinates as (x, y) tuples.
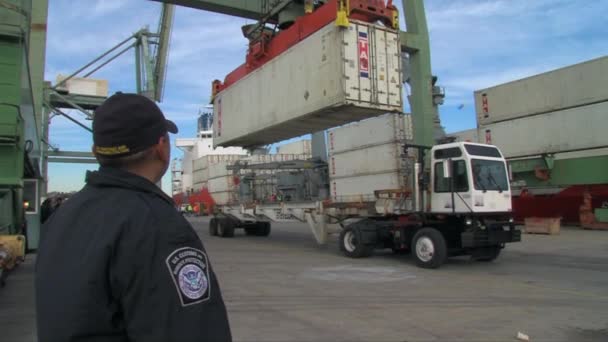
(45, 0), (608, 194)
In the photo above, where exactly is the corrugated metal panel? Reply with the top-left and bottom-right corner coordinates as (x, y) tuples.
(208, 176), (236, 193)
(327, 114), (413, 202)
(209, 191), (236, 205)
(192, 157), (205, 171)
(482, 102), (608, 158)
(276, 140), (312, 155)
(330, 172), (407, 202)
(192, 169), (209, 184)
(195, 153), (312, 180)
(208, 161), (235, 179)
(328, 113), (412, 153)
(192, 154), (245, 172)
(475, 56), (608, 125)
(213, 20), (402, 147)
(330, 143), (401, 178)
(240, 154), (311, 164)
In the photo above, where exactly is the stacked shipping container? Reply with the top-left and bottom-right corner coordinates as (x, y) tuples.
(328, 113), (414, 202)
(451, 56), (608, 223)
(475, 56), (608, 158)
(192, 154), (312, 205)
(276, 140), (312, 155)
(475, 56), (608, 126)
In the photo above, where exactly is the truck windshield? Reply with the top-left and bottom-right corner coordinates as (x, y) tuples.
(471, 159), (509, 192)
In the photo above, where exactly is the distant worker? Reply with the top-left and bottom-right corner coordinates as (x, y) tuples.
(36, 93), (232, 341)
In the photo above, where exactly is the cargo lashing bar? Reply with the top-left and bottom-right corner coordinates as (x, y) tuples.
(370, 26), (380, 105)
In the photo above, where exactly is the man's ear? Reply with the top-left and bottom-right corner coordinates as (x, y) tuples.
(155, 135), (170, 163)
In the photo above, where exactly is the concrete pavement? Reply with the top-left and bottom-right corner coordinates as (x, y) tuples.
(2, 218), (607, 341)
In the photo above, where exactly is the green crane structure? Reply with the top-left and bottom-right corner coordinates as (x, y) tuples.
(0, 0), (47, 279)
(0, 0), (175, 279)
(43, 3), (175, 164)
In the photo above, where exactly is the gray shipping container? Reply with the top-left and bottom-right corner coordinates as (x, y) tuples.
(276, 140), (312, 155)
(213, 20), (403, 147)
(328, 113), (413, 202)
(481, 101), (608, 158)
(475, 56), (608, 125)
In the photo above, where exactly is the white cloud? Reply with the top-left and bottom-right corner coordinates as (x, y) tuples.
(92, 0), (127, 16)
(412, 0), (608, 127)
(45, 0), (608, 191)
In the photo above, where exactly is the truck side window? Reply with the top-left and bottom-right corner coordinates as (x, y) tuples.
(434, 162), (449, 192)
(452, 160), (469, 192)
(434, 160), (469, 193)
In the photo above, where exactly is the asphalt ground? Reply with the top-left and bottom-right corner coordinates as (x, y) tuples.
(2, 218), (607, 341)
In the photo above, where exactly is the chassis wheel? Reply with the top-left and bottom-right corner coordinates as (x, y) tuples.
(255, 222), (271, 237)
(209, 218), (218, 236)
(411, 228), (447, 269)
(217, 219), (235, 238)
(339, 225), (373, 258)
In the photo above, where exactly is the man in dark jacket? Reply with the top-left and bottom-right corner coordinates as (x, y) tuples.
(36, 93), (232, 342)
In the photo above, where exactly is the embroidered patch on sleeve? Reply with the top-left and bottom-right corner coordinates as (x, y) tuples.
(166, 247), (211, 306)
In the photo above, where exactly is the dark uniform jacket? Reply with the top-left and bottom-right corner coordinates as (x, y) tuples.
(36, 167), (232, 342)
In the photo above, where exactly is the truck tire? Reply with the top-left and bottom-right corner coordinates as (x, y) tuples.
(209, 218), (218, 236)
(217, 219), (235, 238)
(339, 225), (373, 258)
(474, 246), (502, 262)
(411, 227), (447, 269)
(255, 222), (271, 237)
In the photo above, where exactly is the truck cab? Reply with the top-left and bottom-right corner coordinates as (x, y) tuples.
(430, 142), (511, 214)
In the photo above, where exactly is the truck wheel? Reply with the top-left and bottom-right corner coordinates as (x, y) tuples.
(209, 218), (218, 236)
(217, 219), (235, 238)
(474, 246), (502, 262)
(339, 225), (372, 258)
(411, 228), (447, 269)
(255, 222), (271, 237)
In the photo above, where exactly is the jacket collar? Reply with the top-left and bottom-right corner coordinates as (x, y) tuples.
(85, 167), (174, 205)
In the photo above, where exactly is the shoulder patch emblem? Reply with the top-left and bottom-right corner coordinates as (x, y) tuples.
(166, 247), (211, 306)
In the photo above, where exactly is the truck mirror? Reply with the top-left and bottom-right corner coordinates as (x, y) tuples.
(442, 160), (452, 178)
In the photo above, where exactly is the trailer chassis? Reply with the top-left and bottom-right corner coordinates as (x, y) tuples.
(210, 200), (521, 268)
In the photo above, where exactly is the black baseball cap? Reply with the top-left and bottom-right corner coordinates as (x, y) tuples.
(93, 92), (178, 157)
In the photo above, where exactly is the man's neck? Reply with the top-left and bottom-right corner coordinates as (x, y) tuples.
(124, 165), (160, 185)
